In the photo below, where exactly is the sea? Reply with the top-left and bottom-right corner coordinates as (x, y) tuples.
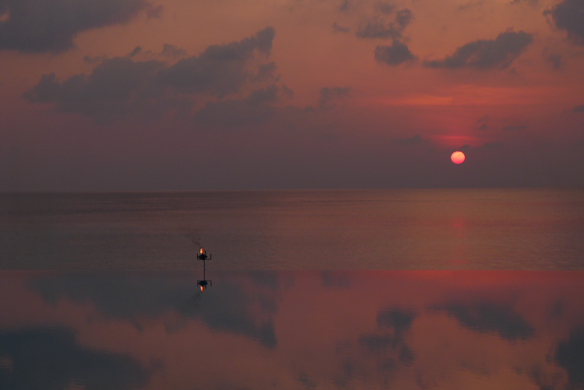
(1, 189), (584, 390)
(1, 189), (583, 270)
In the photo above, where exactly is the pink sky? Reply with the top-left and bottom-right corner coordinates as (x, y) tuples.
(0, 0), (583, 190)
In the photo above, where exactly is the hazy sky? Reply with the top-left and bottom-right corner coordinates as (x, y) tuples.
(1, 0), (583, 191)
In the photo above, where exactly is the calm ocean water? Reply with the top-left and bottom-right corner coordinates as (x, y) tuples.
(1, 189), (583, 270)
(2, 270), (584, 390)
(2, 190), (584, 390)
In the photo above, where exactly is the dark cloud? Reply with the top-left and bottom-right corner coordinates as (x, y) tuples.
(459, 144), (472, 153)
(251, 62), (280, 83)
(474, 115), (489, 131)
(356, 21), (402, 39)
(158, 27), (274, 96)
(22, 58), (168, 124)
(23, 28), (276, 123)
(374, 40), (416, 66)
(502, 125), (527, 131)
(161, 43), (186, 58)
(0, 328), (150, 390)
(0, 0), (151, 53)
(298, 372), (318, 390)
(128, 46), (142, 58)
(510, 0), (538, 6)
(359, 308), (417, 353)
(353, 306), (417, 378)
(83, 54), (108, 64)
(194, 85), (280, 129)
(431, 302), (534, 341)
(339, 0), (351, 12)
(31, 272), (278, 348)
(359, 333), (399, 352)
(544, 51), (563, 70)
(480, 141), (503, 150)
(377, 308), (417, 333)
(544, 0), (584, 46)
(394, 9), (413, 28)
(23, 58), (166, 119)
(423, 30), (533, 69)
(319, 87), (349, 110)
(573, 104), (584, 113)
(393, 134), (425, 145)
(332, 22), (350, 33)
(356, 9), (413, 40)
(375, 2), (395, 15)
(555, 326), (584, 388)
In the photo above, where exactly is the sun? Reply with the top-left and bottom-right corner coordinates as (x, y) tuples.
(451, 151), (465, 164)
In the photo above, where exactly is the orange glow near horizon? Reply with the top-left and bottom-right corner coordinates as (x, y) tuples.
(451, 151), (465, 164)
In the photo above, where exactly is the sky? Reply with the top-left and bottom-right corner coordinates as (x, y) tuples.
(0, 0), (583, 191)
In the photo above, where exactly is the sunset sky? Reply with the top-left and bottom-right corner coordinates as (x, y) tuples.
(1, 0), (583, 191)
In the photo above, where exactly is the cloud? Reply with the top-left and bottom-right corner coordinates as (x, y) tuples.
(477, 114), (489, 123)
(0, 0), (152, 53)
(0, 328), (151, 390)
(128, 46), (143, 58)
(543, 51), (562, 70)
(356, 9), (413, 40)
(318, 86), (349, 110)
(83, 54), (108, 64)
(157, 26), (275, 96)
(356, 307), (417, 369)
(194, 85), (280, 129)
(555, 326), (584, 388)
(430, 302), (534, 341)
(332, 22), (350, 33)
(376, 308), (417, 333)
(573, 104), (584, 113)
(251, 62), (280, 83)
(375, 2), (395, 15)
(31, 272), (279, 348)
(359, 333), (399, 352)
(393, 134), (425, 145)
(375, 40), (416, 66)
(544, 0), (584, 46)
(510, 0), (538, 6)
(161, 43), (186, 58)
(23, 28), (276, 123)
(394, 8), (413, 28)
(423, 31), (533, 69)
(480, 141), (503, 150)
(22, 58), (167, 124)
(474, 114), (489, 130)
(339, 0), (351, 12)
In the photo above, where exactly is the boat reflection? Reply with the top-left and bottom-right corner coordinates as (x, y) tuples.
(0, 271), (583, 390)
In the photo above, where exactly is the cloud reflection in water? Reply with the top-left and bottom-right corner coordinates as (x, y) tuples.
(0, 271), (581, 390)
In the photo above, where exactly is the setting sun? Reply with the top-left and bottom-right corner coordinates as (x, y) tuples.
(451, 151), (465, 164)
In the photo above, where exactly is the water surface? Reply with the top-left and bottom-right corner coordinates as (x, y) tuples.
(1, 189), (583, 269)
(1, 270), (583, 390)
